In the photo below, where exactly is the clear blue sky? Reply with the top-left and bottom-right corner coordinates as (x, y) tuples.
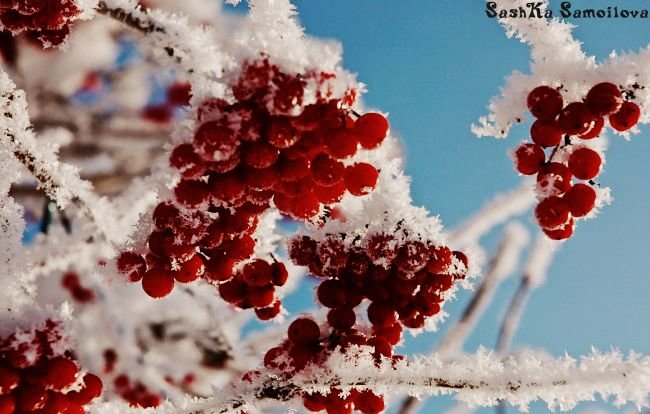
(237, 1), (650, 412)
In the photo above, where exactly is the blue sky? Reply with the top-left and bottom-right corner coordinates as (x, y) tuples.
(276, 1), (650, 413)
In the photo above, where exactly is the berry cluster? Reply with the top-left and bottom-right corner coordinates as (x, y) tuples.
(0, 0), (81, 47)
(112, 374), (161, 409)
(513, 83), (642, 240)
(61, 272), (95, 304)
(0, 320), (102, 414)
(142, 82), (192, 124)
(261, 317), (387, 414)
(118, 59), (389, 320)
(259, 229), (467, 412)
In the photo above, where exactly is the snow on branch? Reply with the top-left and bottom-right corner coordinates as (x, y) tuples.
(177, 348), (649, 414)
(448, 182), (536, 249)
(96, 0), (230, 94)
(473, 0), (650, 138)
(0, 69), (123, 244)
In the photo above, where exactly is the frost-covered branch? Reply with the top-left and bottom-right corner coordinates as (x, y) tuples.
(176, 348), (649, 414)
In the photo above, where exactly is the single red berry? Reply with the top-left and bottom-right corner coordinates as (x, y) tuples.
(204, 256), (235, 282)
(425, 245), (452, 274)
(142, 268), (175, 298)
(543, 218), (575, 240)
(373, 323), (402, 346)
(248, 285), (275, 308)
(288, 236), (317, 266)
(558, 102), (596, 135)
(578, 116), (604, 140)
(271, 262), (289, 286)
(531, 120), (564, 147)
(288, 318), (321, 345)
(317, 279), (347, 308)
(174, 255), (204, 283)
(535, 196), (571, 229)
(568, 147), (601, 180)
(193, 122), (238, 162)
(344, 163), (379, 196)
(218, 278), (248, 305)
(327, 307), (356, 331)
(210, 173), (246, 203)
(167, 82), (192, 106)
(15, 384), (48, 412)
(367, 302), (397, 328)
(325, 129), (359, 159)
(313, 181), (347, 204)
(527, 86), (563, 120)
(311, 153), (345, 187)
(303, 392), (328, 412)
(356, 113), (389, 149)
(174, 179), (210, 208)
(241, 259), (273, 287)
(354, 390), (385, 414)
(116, 252), (146, 282)
(0, 364), (19, 394)
(537, 162), (573, 196)
(0, 395), (15, 414)
(512, 143), (545, 175)
(564, 183), (597, 217)
(609, 101), (641, 131)
(585, 82), (623, 116)
(367, 336), (393, 357)
(363, 233), (399, 265)
(255, 300), (282, 320)
(267, 117), (300, 148)
(394, 240), (429, 274)
(277, 156), (310, 181)
(290, 192), (321, 219)
(170, 144), (205, 179)
(263, 346), (287, 370)
(242, 142), (279, 169)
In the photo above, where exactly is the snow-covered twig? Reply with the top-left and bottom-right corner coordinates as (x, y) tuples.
(174, 348), (649, 414)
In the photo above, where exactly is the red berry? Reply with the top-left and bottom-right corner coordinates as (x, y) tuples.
(578, 116), (604, 140)
(45, 357), (78, 390)
(527, 86), (563, 120)
(564, 183), (597, 217)
(267, 117), (300, 148)
(354, 390), (385, 414)
(363, 233), (398, 265)
(271, 262), (289, 286)
(367, 336), (393, 357)
(288, 318), (321, 345)
(585, 82), (623, 116)
(210, 173), (246, 203)
(317, 238), (348, 269)
(327, 307), (356, 330)
(170, 144), (205, 179)
(344, 163), (378, 196)
(537, 162), (572, 196)
(263, 346), (287, 370)
(167, 82), (191, 106)
(317, 279), (347, 308)
(313, 181), (347, 204)
(609, 101), (641, 132)
(513, 143), (545, 175)
(142, 268), (175, 298)
(0, 365), (19, 394)
(193, 122), (238, 162)
(277, 156), (310, 181)
(325, 129), (358, 159)
(535, 196), (570, 229)
(425, 245), (452, 274)
(289, 236), (317, 266)
(204, 256), (235, 282)
(174, 179), (210, 208)
(242, 142), (279, 169)
(367, 302), (397, 327)
(0, 395), (15, 414)
(373, 323), (402, 346)
(290, 192), (321, 219)
(241, 259), (273, 287)
(558, 102), (596, 135)
(116, 252), (146, 282)
(356, 113), (389, 149)
(218, 278), (248, 305)
(311, 153), (345, 187)
(543, 218), (575, 240)
(568, 147), (601, 180)
(303, 392), (328, 412)
(15, 384), (48, 411)
(248, 285), (275, 308)
(174, 255), (204, 283)
(255, 300), (282, 320)
(531, 120), (563, 147)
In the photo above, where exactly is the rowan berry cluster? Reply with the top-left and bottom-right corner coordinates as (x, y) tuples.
(117, 59), (389, 320)
(61, 272), (95, 304)
(512, 83), (641, 240)
(0, 0), (81, 47)
(259, 230), (466, 412)
(0, 320), (102, 414)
